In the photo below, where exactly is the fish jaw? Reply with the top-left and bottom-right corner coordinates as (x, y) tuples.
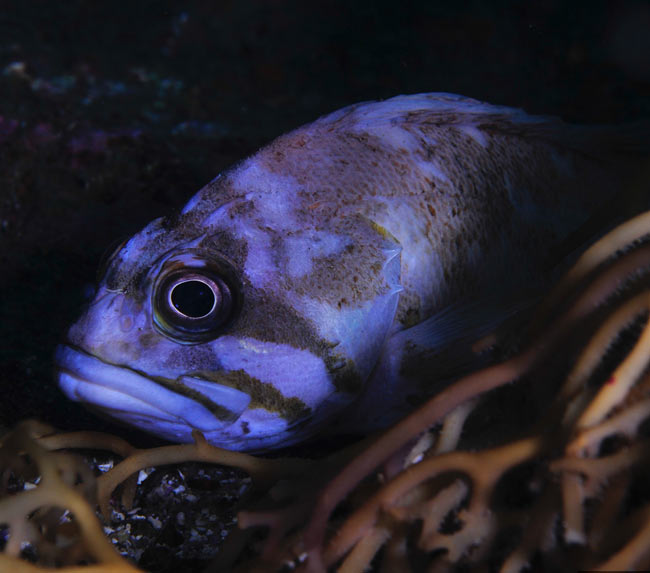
(55, 344), (339, 451)
(56, 345), (248, 438)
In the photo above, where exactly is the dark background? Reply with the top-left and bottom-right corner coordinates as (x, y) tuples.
(0, 0), (649, 438)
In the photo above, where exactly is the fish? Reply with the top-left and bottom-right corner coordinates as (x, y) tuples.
(55, 93), (647, 451)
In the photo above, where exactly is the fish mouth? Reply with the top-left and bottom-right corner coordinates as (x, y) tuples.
(55, 345), (251, 437)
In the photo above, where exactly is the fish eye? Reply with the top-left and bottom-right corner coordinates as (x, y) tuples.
(153, 267), (237, 343)
(169, 277), (217, 318)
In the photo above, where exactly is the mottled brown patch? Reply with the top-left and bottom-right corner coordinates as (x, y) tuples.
(198, 230), (249, 267)
(195, 368), (310, 423)
(162, 344), (217, 371)
(280, 214), (400, 308)
(232, 284), (333, 358)
(326, 357), (363, 394)
(138, 332), (159, 350)
(117, 340), (137, 359)
(401, 306), (421, 328)
(285, 248), (384, 307)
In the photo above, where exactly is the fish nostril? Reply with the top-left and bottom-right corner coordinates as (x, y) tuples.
(120, 314), (134, 332)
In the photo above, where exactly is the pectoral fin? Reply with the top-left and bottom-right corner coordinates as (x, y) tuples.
(337, 290), (537, 433)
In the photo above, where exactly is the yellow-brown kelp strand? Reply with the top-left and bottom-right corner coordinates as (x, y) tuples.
(0, 421), (140, 572)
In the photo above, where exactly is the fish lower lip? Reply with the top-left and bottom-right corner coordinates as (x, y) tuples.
(55, 345), (245, 432)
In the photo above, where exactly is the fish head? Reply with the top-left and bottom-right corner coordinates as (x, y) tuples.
(56, 171), (402, 451)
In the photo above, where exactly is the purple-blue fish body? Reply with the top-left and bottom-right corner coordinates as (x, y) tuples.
(56, 93), (644, 450)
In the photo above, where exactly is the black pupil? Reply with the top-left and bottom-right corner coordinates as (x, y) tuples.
(171, 280), (216, 318)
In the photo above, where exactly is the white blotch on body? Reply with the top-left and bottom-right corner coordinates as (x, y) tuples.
(234, 162), (300, 231)
(416, 157), (451, 185)
(458, 124), (488, 148)
(201, 202), (235, 228)
(212, 336), (336, 408)
(227, 220), (277, 289)
(369, 198), (443, 302)
(355, 118), (428, 154)
(283, 231), (351, 279)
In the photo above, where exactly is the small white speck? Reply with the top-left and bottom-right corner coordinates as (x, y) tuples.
(97, 460), (114, 472)
(147, 516), (162, 529)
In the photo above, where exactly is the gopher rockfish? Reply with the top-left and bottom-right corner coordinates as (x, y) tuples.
(55, 93), (645, 451)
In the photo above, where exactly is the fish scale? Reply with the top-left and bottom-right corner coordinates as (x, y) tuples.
(55, 93), (646, 451)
